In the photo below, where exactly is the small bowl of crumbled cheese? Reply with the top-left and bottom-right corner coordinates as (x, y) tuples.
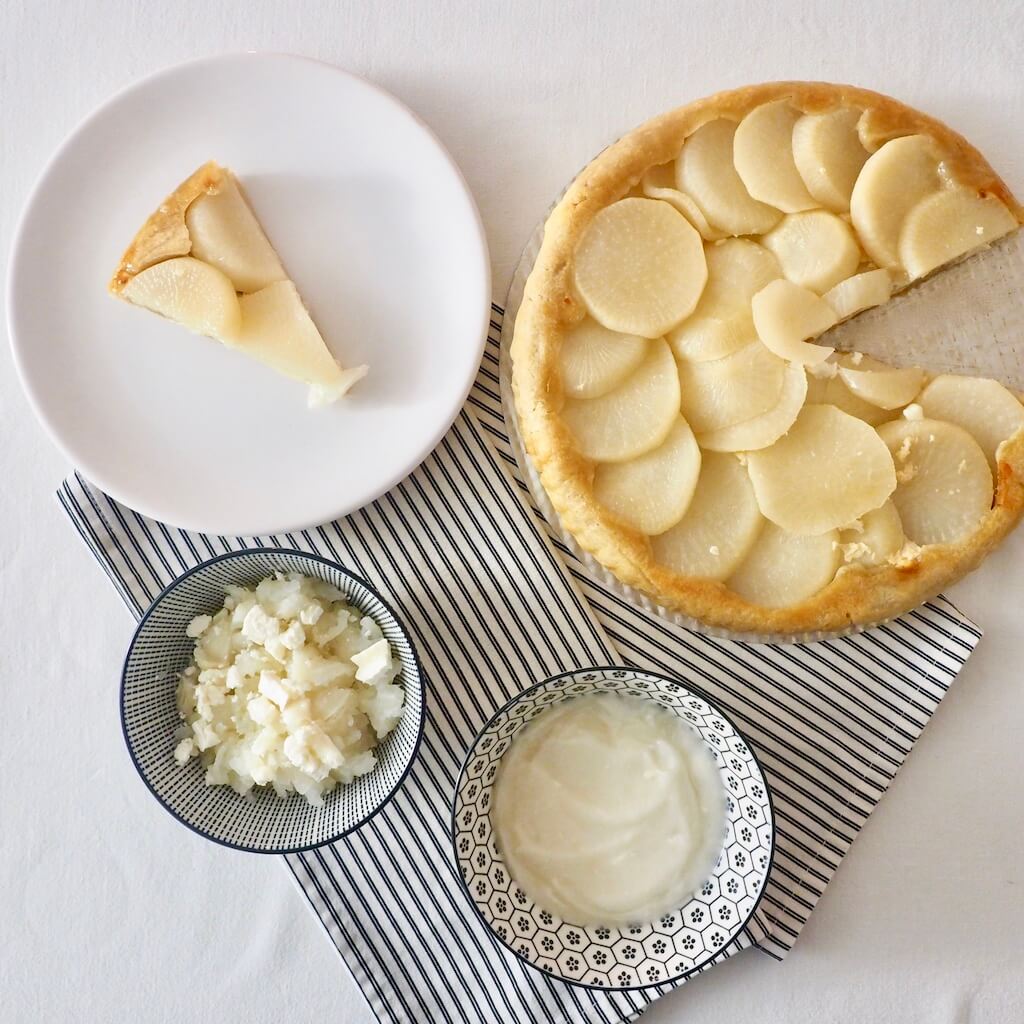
(121, 548), (424, 853)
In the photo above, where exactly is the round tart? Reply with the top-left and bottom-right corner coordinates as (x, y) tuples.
(511, 82), (1024, 637)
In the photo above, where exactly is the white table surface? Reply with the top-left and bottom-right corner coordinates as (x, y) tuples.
(2, 2), (1023, 1021)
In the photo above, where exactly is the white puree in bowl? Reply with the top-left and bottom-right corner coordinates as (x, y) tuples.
(492, 693), (726, 926)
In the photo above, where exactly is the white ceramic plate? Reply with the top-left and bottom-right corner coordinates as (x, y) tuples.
(8, 53), (490, 535)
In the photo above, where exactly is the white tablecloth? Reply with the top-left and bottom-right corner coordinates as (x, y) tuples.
(2, 2), (1023, 1021)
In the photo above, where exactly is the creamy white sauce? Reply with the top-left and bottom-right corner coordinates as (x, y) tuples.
(492, 693), (726, 926)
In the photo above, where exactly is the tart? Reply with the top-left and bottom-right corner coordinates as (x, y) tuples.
(511, 82), (1024, 636)
(110, 161), (367, 406)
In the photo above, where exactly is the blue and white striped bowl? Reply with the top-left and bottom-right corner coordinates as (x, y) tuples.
(121, 549), (425, 853)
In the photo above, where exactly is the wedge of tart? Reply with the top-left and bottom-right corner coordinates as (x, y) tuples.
(511, 82), (1024, 637)
(109, 161), (366, 406)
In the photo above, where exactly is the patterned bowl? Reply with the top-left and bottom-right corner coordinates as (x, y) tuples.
(121, 548), (424, 853)
(451, 667), (774, 990)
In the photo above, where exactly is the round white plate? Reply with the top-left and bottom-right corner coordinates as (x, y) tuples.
(8, 53), (490, 536)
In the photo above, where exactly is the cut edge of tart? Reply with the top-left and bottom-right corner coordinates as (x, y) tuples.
(511, 81), (1024, 637)
(109, 161), (367, 407)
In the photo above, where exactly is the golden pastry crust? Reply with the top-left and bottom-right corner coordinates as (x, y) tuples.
(511, 81), (1024, 638)
(108, 160), (225, 293)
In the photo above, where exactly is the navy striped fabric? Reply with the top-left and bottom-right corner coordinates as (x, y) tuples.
(57, 305), (981, 1023)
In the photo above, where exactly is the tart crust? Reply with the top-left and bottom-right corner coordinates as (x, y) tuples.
(511, 81), (1024, 636)
(108, 160), (225, 292)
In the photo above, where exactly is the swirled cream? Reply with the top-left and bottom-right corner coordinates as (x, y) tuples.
(492, 693), (726, 926)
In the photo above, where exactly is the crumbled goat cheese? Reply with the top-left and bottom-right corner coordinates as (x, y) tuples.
(835, 540), (872, 564)
(174, 573), (405, 806)
(890, 540), (924, 566)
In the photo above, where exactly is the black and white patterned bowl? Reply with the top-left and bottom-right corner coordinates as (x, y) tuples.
(451, 667), (774, 990)
(121, 549), (424, 853)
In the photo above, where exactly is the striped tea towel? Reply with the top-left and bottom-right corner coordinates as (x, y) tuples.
(57, 305), (981, 1023)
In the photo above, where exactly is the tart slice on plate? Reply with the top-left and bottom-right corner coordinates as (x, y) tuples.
(109, 161), (367, 406)
(511, 82), (1024, 638)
